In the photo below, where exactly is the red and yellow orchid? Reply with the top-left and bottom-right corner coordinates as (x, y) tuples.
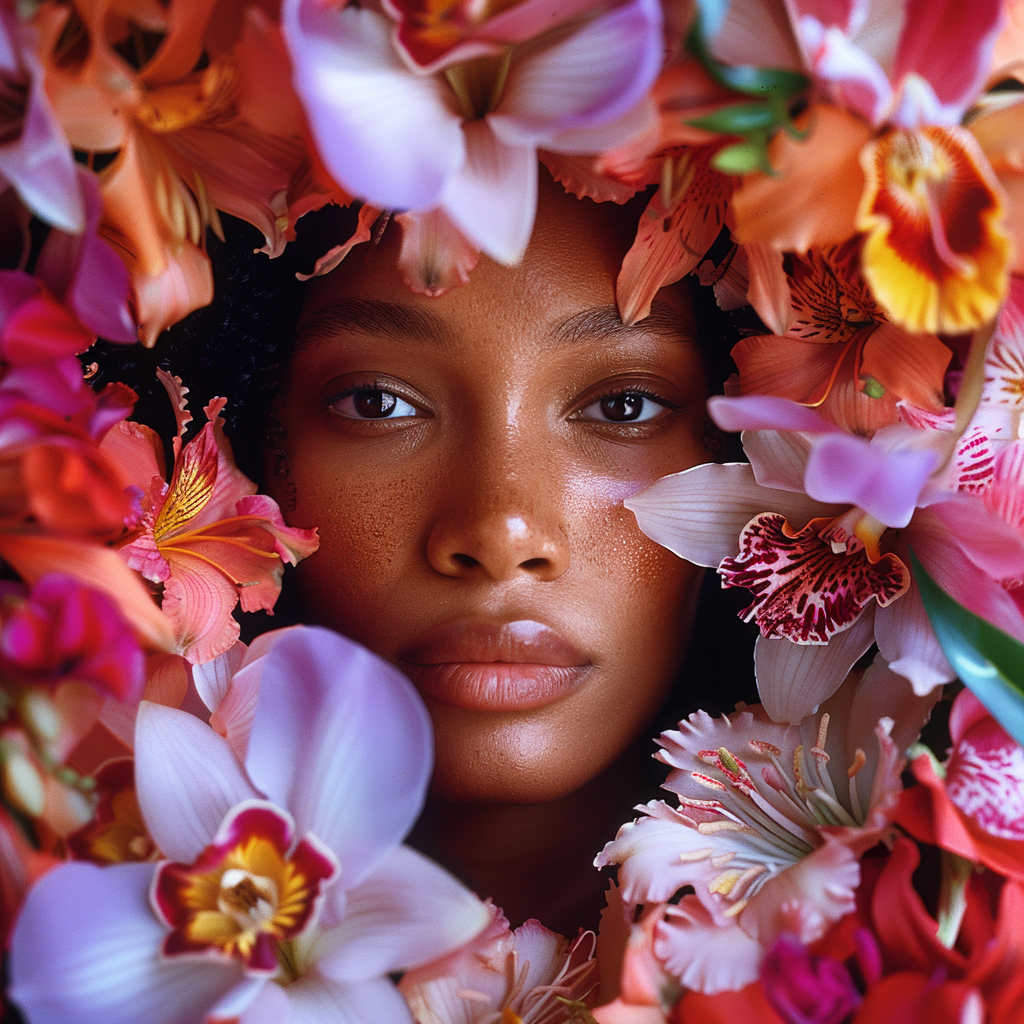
(102, 372), (318, 664)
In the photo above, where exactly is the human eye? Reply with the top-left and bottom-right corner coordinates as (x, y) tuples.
(576, 388), (672, 424)
(329, 385), (421, 420)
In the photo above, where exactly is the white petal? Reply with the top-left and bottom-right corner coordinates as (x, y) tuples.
(206, 977), (268, 1023)
(135, 702), (259, 862)
(624, 463), (828, 567)
(193, 640), (248, 714)
(10, 862), (241, 1024)
(238, 980), (291, 1024)
(280, 975), (414, 1024)
(439, 120), (537, 265)
(742, 429), (814, 493)
(245, 627), (432, 888)
(754, 610), (876, 724)
(283, 1), (464, 209)
(314, 845), (489, 983)
(874, 587), (953, 695)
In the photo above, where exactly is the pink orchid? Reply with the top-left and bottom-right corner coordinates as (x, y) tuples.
(103, 372), (319, 664)
(283, 0), (661, 268)
(0, 573), (145, 702)
(595, 658), (935, 995)
(10, 626), (490, 1024)
(400, 902), (598, 1024)
(625, 394), (1024, 721)
(0, 0), (84, 233)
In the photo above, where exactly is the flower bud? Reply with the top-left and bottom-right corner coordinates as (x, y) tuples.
(18, 690), (61, 744)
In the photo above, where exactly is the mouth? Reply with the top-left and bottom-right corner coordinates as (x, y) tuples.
(397, 619), (593, 712)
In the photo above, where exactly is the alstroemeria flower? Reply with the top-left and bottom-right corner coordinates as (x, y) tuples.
(283, 0), (661, 268)
(596, 659), (933, 995)
(0, 1), (83, 232)
(400, 904), (598, 1024)
(103, 371), (319, 664)
(894, 689), (1024, 881)
(731, 243), (953, 435)
(723, 0), (1012, 333)
(10, 626), (490, 1024)
(626, 395), (1024, 720)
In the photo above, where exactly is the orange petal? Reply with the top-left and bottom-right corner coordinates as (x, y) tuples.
(616, 152), (731, 325)
(730, 104), (870, 253)
(732, 332), (849, 407)
(540, 152), (640, 204)
(857, 126), (1011, 333)
(0, 534), (174, 652)
(395, 208), (480, 297)
(859, 321), (952, 413)
(744, 242), (792, 336)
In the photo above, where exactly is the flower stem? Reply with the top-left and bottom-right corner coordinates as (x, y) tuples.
(937, 850), (973, 948)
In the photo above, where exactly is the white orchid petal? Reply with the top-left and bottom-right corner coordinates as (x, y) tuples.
(135, 702), (259, 862)
(874, 585), (954, 695)
(314, 845), (489, 983)
(193, 640), (248, 713)
(742, 429), (814, 493)
(754, 610), (876, 724)
(245, 627), (432, 888)
(624, 463), (830, 567)
(440, 121), (537, 265)
(279, 975), (414, 1024)
(205, 976), (268, 1023)
(238, 981), (291, 1024)
(10, 862), (241, 1024)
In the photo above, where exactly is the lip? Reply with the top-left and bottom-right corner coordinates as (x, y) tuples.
(398, 620), (592, 712)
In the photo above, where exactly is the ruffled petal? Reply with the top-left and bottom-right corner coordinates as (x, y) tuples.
(9, 862), (242, 1024)
(283, 1), (464, 211)
(244, 627), (432, 888)
(394, 208), (479, 297)
(314, 845), (488, 982)
(135, 702), (259, 863)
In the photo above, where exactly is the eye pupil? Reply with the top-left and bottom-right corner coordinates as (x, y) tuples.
(600, 393), (644, 421)
(354, 389), (397, 418)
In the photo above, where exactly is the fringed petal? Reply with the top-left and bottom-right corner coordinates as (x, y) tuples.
(395, 208), (480, 296)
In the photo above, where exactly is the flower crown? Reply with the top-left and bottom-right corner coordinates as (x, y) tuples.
(2, 1), (1024, 1023)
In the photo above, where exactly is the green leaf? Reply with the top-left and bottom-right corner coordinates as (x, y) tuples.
(687, 100), (782, 135)
(711, 140), (772, 174)
(910, 551), (1024, 744)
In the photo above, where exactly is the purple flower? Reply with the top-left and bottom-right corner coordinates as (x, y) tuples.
(761, 933), (862, 1024)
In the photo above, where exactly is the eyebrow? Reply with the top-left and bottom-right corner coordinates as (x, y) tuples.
(295, 297), (696, 350)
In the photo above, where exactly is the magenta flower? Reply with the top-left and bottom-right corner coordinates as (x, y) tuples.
(760, 933), (862, 1024)
(625, 395), (1024, 721)
(0, 573), (145, 702)
(10, 626), (490, 1024)
(595, 658), (935, 994)
(283, 0), (661, 266)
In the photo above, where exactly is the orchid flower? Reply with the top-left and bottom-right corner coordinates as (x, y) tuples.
(595, 658), (934, 994)
(400, 904), (598, 1024)
(103, 372), (319, 664)
(721, 0), (1012, 334)
(10, 625), (490, 1024)
(626, 394), (1024, 720)
(283, 0), (662, 274)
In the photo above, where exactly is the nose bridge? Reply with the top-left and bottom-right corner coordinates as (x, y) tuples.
(428, 412), (570, 582)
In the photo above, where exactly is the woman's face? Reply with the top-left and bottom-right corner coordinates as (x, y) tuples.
(271, 183), (709, 804)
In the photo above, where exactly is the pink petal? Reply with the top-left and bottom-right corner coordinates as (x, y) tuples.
(192, 640), (248, 714)
(134, 702), (259, 863)
(802, 20), (892, 125)
(624, 463), (833, 568)
(744, 429), (814, 493)
(539, 151), (640, 204)
(439, 120), (537, 265)
(274, 975), (415, 1024)
(9, 862), (242, 1024)
(283, 1), (464, 210)
(804, 433), (938, 528)
(654, 897), (764, 994)
(314, 845), (488, 983)
(244, 627), (433, 888)
(873, 579), (953, 695)
(923, 494), (1024, 583)
(738, 840), (859, 946)
(754, 609), (877, 723)
(708, 395), (838, 434)
(890, 0), (1002, 124)
(395, 208), (479, 297)
(710, 0), (804, 70)
(491, 0), (662, 143)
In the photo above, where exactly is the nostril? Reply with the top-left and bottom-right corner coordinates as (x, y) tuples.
(519, 558), (549, 572)
(452, 553), (479, 569)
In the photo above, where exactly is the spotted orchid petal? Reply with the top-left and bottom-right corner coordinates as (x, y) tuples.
(9, 862), (242, 1024)
(245, 627), (433, 889)
(134, 702), (260, 864)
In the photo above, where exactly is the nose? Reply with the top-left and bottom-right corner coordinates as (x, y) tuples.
(426, 447), (570, 583)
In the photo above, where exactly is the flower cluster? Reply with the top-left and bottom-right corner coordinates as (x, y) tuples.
(0, 0), (1022, 1023)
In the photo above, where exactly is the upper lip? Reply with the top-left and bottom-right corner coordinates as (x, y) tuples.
(399, 619), (590, 667)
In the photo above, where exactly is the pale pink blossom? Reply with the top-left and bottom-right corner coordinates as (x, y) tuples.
(10, 626), (490, 1024)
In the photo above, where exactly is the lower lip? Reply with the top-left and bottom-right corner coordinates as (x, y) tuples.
(397, 661), (592, 712)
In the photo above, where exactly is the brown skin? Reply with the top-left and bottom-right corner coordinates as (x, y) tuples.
(269, 176), (708, 931)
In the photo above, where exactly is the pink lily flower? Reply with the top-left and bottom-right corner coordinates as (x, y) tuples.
(595, 658), (934, 995)
(103, 372), (319, 665)
(625, 395), (1024, 721)
(283, 0), (661, 267)
(399, 902), (597, 1024)
(10, 626), (490, 1024)
(0, 1), (84, 233)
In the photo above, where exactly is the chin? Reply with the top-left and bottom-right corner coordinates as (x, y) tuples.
(424, 703), (631, 804)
